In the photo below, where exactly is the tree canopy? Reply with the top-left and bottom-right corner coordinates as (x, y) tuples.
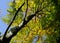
(0, 0), (60, 43)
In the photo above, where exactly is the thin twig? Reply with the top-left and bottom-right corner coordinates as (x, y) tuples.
(23, 0), (28, 20)
(25, 0), (28, 16)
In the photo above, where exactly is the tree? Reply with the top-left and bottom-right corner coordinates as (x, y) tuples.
(0, 0), (60, 43)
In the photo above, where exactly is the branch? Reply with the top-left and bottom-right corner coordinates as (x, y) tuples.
(25, 0), (28, 16)
(22, 0), (28, 22)
(2, 2), (25, 41)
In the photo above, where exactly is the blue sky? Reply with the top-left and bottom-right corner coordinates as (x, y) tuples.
(0, 0), (11, 35)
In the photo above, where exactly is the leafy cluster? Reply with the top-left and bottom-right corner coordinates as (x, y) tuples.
(2, 0), (60, 43)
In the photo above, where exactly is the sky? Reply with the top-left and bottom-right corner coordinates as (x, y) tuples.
(0, 0), (11, 35)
